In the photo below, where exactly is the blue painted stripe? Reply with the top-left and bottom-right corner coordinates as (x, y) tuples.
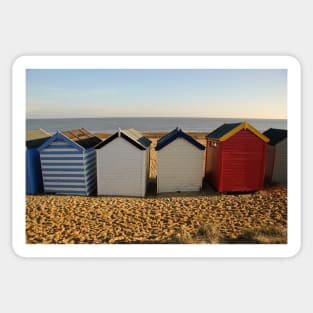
(45, 190), (87, 195)
(44, 184), (86, 189)
(41, 162), (85, 166)
(44, 179), (85, 183)
(85, 158), (96, 167)
(85, 154), (96, 160)
(87, 181), (97, 193)
(85, 163), (96, 172)
(85, 160), (96, 168)
(43, 145), (76, 149)
(87, 181), (97, 190)
(85, 170), (96, 179)
(43, 173), (85, 177)
(41, 156), (84, 161)
(42, 168), (84, 172)
(41, 151), (82, 155)
(84, 148), (96, 155)
(86, 175), (96, 184)
(84, 149), (95, 156)
(86, 165), (97, 173)
(85, 151), (95, 157)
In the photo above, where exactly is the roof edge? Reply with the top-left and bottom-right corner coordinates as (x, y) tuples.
(37, 131), (84, 152)
(155, 128), (205, 151)
(95, 130), (148, 151)
(219, 121), (270, 143)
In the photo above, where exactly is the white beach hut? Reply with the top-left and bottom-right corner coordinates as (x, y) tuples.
(155, 128), (205, 193)
(263, 128), (287, 185)
(95, 128), (151, 197)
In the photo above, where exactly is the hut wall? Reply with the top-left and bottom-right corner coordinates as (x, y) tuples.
(265, 144), (275, 184)
(219, 130), (267, 192)
(272, 139), (287, 185)
(40, 139), (96, 195)
(96, 137), (146, 197)
(205, 139), (221, 189)
(26, 148), (44, 194)
(145, 146), (150, 193)
(157, 138), (204, 193)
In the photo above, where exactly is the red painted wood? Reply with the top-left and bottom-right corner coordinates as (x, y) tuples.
(205, 130), (267, 192)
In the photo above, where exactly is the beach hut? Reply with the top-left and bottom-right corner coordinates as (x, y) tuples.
(263, 128), (287, 185)
(26, 129), (51, 194)
(205, 121), (269, 192)
(155, 128), (205, 193)
(37, 128), (101, 195)
(95, 128), (151, 197)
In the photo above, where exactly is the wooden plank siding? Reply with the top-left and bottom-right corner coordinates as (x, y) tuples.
(205, 140), (221, 190)
(26, 129), (51, 195)
(96, 137), (148, 197)
(157, 138), (204, 193)
(220, 130), (266, 192)
(265, 144), (275, 184)
(272, 139), (287, 185)
(26, 148), (44, 194)
(263, 129), (287, 186)
(206, 128), (267, 192)
(40, 139), (97, 195)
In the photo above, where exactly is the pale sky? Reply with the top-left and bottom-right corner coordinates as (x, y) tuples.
(26, 69), (287, 119)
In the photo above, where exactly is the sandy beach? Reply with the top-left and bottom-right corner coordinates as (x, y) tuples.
(26, 132), (287, 244)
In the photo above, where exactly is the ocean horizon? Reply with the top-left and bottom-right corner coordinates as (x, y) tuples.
(26, 117), (287, 133)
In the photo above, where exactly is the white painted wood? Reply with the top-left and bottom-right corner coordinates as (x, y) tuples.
(157, 138), (204, 193)
(272, 139), (287, 185)
(96, 137), (149, 197)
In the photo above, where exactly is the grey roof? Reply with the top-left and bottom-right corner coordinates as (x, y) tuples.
(62, 128), (102, 149)
(207, 123), (241, 139)
(263, 128), (287, 145)
(95, 128), (151, 150)
(155, 127), (205, 151)
(26, 129), (51, 149)
(122, 128), (152, 148)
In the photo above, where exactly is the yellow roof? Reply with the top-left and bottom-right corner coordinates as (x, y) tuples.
(219, 121), (270, 142)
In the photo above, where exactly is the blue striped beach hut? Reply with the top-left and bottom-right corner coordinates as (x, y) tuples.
(26, 129), (51, 194)
(37, 128), (102, 195)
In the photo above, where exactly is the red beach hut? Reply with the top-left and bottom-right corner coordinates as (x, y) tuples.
(205, 121), (269, 192)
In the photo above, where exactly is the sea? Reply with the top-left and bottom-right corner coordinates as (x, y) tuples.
(26, 117), (287, 133)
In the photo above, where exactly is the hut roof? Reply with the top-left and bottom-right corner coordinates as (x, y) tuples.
(37, 128), (101, 151)
(61, 128), (102, 149)
(26, 129), (51, 149)
(95, 128), (151, 151)
(207, 121), (270, 142)
(263, 128), (287, 145)
(155, 127), (205, 151)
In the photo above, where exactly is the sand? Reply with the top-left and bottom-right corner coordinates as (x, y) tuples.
(26, 132), (287, 244)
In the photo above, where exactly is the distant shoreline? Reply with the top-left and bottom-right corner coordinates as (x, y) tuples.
(27, 117), (287, 134)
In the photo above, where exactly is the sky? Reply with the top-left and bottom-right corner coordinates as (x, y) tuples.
(26, 69), (287, 119)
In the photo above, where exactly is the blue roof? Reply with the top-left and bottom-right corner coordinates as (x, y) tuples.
(155, 128), (205, 151)
(207, 123), (241, 139)
(263, 128), (287, 145)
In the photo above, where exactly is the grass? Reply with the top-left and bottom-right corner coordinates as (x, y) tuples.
(198, 223), (221, 244)
(171, 224), (287, 244)
(171, 226), (193, 244)
(233, 225), (287, 244)
(171, 223), (221, 244)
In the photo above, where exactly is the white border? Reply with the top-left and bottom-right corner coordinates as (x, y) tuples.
(12, 55), (301, 258)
